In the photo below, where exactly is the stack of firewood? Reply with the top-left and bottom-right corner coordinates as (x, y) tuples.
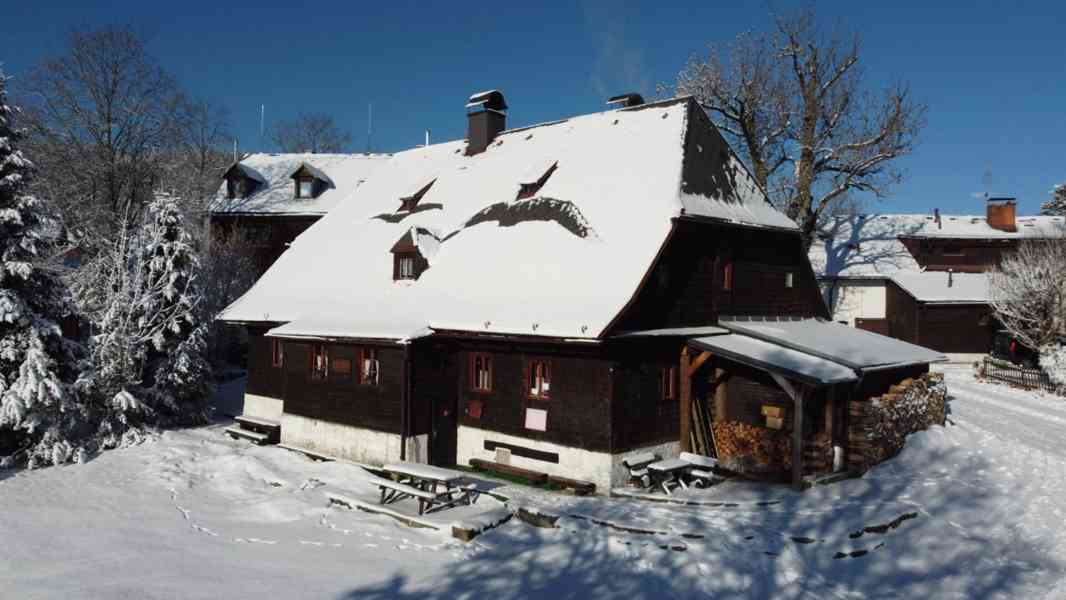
(712, 421), (792, 470)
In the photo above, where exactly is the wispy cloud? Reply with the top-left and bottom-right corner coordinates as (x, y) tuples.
(581, 0), (648, 100)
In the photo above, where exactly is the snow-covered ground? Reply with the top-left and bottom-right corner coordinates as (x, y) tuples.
(2, 366), (1065, 599)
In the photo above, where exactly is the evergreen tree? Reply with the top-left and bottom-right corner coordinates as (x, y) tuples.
(1042, 184), (1066, 216)
(0, 69), (82, 467)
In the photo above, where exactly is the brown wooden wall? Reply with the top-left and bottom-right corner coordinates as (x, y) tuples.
(454, 340), (614, 453)
(607, 339), (681, 453)
(919, 304), (993, 354)
(900, 237), (1017, 273)
(886, 281), (919, 346)
(610, 220), (828, 333)
(210, 214), (320, 278)
(245, 327), (285, 398)
(281, 342), (414, 435)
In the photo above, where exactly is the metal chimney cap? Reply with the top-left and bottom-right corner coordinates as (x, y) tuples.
(466, 90), (508, 112)
(607, 92), (645, 108)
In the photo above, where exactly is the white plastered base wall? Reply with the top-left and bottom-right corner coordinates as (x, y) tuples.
(456, 425), (679, 494)
(242, 393), (284, 421)
(827, 280), (888, 326)
(280, 413), (428, 465)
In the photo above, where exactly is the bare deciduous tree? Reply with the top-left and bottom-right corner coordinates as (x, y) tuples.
(271, 112), (352, 153)
(20, 26), (185, 242)
(673, 9), (926, 247)
(988, 240), (1066, 350)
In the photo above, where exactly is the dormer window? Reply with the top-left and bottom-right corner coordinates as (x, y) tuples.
(516, 161), (558, 200)
(390, 227), (438, 281)
(288, 163), (333, 200)
(223, 163), (265, 199)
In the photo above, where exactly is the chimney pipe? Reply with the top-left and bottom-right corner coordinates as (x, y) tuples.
(986, 197), (1017, 232)
(948, 269), (954, 288)
(606, 93), (645, 108)
(465, 90), (507, 156)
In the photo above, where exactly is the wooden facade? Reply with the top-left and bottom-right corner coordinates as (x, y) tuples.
(886, 279), (993, 353)
(210, 214), (320, 277)
(899, 236), (1018, 273)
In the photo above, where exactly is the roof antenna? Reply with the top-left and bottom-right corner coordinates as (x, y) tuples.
(367, 103), (373, 155)
(233, 137), (238, 162)
(259, 104), (265, 149)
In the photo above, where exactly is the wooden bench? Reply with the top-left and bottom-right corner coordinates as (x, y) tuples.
(469, 459), (549, 485)
(224, 426), (270, 445)
(545, 475), (596, 496)
(680, 452), (722, 488)
(621, 452), (660, 488)
(377, 479), (439, 515)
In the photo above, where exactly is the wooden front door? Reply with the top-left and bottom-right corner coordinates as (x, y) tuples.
(428, 354), (458, 466)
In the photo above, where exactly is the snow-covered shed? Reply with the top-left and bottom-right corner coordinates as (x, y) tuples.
(210, 152), (387, 276)
(219, 91), (931, 492)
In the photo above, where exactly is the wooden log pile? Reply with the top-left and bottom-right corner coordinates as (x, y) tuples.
(848, 372), (947, 473)
(712, 421), (792, 473)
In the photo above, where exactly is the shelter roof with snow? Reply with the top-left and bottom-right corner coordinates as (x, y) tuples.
(220, 97), (796, 340)
(890, 271), (990, 304)
(211, 153), (388, 216)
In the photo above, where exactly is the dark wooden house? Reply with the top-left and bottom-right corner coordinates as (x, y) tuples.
(220, 91), (942, 492)
(210, 153), (387, 278)
(811, 202), (1066, 355)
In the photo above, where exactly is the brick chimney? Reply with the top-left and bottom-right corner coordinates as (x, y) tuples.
(465, 90), (507, 156)
(986, 197), (1017, 232)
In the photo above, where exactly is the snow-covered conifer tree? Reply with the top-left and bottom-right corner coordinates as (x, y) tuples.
(0, 68), (82, 467)
(1042, 184), (1066, 216)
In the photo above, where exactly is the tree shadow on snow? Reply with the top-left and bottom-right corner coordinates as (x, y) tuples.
(338, 443), (1060, 600)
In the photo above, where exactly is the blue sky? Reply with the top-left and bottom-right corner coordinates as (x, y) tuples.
(2, 0), (1064, 215)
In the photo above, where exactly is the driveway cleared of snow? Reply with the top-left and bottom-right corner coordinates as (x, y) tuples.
(1, 366), (1064, 599)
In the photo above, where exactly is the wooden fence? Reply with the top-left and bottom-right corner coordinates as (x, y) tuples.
(981, 357), (1062, 394)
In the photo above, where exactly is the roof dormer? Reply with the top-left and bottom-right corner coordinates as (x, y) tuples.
(516, 159), (558, 200)
(390, 227), (440, 281)
(399, 177), (436, 212)
(289, 163), (334, 199)
(222, 162), (267, 199)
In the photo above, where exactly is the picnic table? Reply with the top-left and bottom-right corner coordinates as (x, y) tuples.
(647, 458), (692, 495)
(378, 462), (479, 515)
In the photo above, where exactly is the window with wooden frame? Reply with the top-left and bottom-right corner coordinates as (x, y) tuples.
(526, 359), (551, 400)
(359, 348), (380, 385)
(395, 254), (417, 280)
(723, 260), (734, 292)
(785, 272), (794, 288)
(470, 353), (493, 393)
(296, 178), (314, 199)
(659, 365), (678, 402)
(271, 339), (283, 368)
(309, 344), (328, 380)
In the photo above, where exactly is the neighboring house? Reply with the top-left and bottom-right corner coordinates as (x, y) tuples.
(219, 91), (941, 492)
(810, 199), (1066, 355)
(210, 153), (388, 276)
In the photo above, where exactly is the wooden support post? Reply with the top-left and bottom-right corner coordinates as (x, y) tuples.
(680, 345), (692, 452)
(792, 389), (804, 490)
(770, 373), (805, 491)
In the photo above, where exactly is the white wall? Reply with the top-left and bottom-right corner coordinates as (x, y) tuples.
(280, 413), (428, 465)
(242, 393), (284, 421)
(456, 425), (679, 494)
(827, 280), (887, 326)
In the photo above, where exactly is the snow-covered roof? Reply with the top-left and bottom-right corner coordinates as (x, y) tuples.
(718, 316), (947, 371)
(211, 153), (388, 216)
(809, 213), (1066, 278)
(890, 271), (990, 304)
(219, 97), (794, 340)
(690, 333), (858, 385)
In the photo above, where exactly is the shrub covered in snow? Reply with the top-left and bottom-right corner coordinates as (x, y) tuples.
(1039, 344), (1066, 388)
